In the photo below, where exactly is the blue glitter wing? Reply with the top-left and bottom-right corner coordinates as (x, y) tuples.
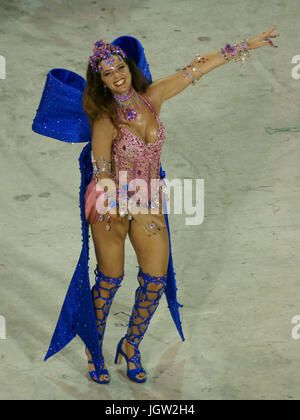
(32, 68), (92, 144)
(33, 36), (185, 377)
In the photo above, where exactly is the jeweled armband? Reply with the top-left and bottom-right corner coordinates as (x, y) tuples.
(218, 39), (252, 65)
(181, 54), (208, 85)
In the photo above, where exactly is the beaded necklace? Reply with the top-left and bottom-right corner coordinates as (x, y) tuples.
(113, 87), (140, 121)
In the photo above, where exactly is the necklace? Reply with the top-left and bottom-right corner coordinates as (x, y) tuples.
(113, 87), (140, 121)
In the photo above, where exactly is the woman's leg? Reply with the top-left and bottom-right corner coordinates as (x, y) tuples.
(86, 213), (130, 382)
(123, 212), (169, 380)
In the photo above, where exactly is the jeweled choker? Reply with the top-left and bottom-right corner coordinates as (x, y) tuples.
(113, 87), (140, 121)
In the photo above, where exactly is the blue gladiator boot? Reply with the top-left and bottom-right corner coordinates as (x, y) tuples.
(114, 267), (167, 383)
(86, 266), (124, 384)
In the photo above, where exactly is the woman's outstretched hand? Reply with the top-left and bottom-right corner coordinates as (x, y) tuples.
(247, 25), (280, 50)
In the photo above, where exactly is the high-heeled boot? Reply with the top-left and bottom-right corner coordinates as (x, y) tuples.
(114, 266), (167, 383)
(86, 265), (124, 384)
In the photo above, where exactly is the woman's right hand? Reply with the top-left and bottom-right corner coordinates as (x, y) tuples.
(130, 211), (167, 237)
(247, 25), (279, 50)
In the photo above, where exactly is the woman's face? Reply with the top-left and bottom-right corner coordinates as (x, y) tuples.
(99, 55), (132, 96)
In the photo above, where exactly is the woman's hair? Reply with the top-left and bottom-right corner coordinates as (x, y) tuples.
(82, 56), (151, 129)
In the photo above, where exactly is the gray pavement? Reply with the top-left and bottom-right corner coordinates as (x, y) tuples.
(0, 0), (300, 400)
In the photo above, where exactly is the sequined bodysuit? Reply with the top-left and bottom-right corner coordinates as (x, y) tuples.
(84, 93), (167, 224)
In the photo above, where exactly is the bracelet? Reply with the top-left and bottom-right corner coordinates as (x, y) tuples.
(92, 156), (112, 183)
(181, 54), (208, 85)
(218, 39), (252, 65)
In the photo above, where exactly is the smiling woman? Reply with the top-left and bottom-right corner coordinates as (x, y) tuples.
(80, 29), (279, 384)
(34, 37), (186, 390)
(83, 53), (151, 129)
(82, 40), (172, 384)
(37, 27), (279, 389)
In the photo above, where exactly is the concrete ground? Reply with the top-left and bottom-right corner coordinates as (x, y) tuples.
(0, 0), (299, 400)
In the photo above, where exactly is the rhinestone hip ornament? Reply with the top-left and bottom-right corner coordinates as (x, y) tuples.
(98, 212), (111, 230)
(105, 213), (111, 230)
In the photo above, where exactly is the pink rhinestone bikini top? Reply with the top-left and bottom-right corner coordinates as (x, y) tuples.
(111, 93), (166, 201)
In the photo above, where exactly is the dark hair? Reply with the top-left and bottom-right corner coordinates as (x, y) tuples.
(82, 56), (151, 128)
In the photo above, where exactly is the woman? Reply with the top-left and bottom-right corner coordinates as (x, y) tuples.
(34, 35), (185, 387)
(33, 28), (279, 386)
(83, 41), (171, 384)
(81, 26), (279, 384)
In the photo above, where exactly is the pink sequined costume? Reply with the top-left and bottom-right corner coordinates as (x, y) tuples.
(84, 93), (167, 224)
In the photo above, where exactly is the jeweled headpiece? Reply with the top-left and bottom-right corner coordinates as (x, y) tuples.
(88, 40), (127, 74)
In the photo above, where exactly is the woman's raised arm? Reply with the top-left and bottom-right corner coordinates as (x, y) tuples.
(147, 25), (279, 105)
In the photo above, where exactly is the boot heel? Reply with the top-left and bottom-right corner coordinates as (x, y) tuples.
(114, 339), (124, 365)
(115, 352), (123, 365)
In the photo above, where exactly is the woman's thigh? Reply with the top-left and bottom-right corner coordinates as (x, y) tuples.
(90, 213), (130, 277)
(128, 213), (169, 276)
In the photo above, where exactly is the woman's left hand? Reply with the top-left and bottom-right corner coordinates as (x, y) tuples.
(247, 25), (280, 50)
